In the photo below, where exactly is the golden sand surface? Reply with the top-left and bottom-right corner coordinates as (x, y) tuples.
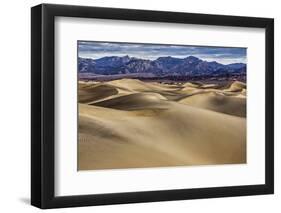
(78, 79), (246, 170)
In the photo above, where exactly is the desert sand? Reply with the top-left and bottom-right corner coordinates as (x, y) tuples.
(78, 79), (246, 170)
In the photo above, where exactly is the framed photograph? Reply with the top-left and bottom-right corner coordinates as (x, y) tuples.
(31, 3), (274, 209)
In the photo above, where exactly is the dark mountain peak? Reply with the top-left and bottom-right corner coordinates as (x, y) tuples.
(226, 63), (246, 69)
(154, 56), (183, 71)
(122, 55), (130, 60)
(208, 61), (221, 65)
(94, 55), (131, 67)
(229, 63), (245, 65)
(156, 56), (183, 61)
(95, 55), (127, 61)
(184, 56), (200, 61)
(156, 56), (174, 60)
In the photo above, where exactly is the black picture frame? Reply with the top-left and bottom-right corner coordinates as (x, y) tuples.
(31, 3), (274, 209)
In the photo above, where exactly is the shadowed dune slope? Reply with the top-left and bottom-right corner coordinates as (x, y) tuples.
(79, 84), (119, 103)
(91, 92), (168, 110)
(179, 92), (246, 117)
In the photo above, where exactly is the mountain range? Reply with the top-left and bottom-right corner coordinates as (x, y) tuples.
(78, 55), (246, 77)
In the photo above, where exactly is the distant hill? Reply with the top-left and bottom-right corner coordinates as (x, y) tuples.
(78, 55), (246, 79)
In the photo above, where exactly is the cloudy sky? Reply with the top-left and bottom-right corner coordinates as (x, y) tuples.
(78, 41), (246, 65)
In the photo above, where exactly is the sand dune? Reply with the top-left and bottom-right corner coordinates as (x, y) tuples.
(78, 79), (247, 170)
(183, 82), (202, 88)
(179, 91), (246, 117)
(92, 92), (168, 110)
(79, 84), (118, 103)
(224, 81), (246, 92)
(107, 78), (179, 92)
